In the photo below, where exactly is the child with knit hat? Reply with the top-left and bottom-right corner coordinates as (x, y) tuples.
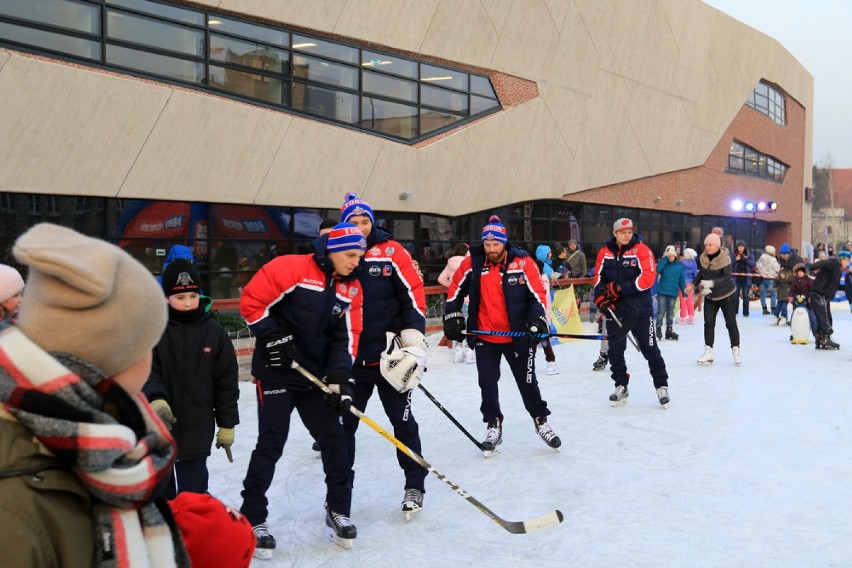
(0, 263), (24, 321)
(0, 223), (190, 566)
(143, 257), (240, 500)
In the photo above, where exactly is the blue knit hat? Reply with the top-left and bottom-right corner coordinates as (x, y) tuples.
(326, 222), (367, 252)
(839, 250), (852, 260)
(481, 215), (508, 244)
(779, 242), (791, 254)
(341, 192), (375, 224)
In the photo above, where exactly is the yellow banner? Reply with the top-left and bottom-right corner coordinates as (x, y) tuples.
(551, 285), (583, 343)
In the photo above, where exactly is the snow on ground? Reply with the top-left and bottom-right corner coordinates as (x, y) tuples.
(209, 303), (852, 567)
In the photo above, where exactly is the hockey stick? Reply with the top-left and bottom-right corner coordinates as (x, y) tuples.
(604, 307), (641, 352)
(417, 383), (483, 451)
(292, 363), (564, 534)
(466, 330), (613, 342)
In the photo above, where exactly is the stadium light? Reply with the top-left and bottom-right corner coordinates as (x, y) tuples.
(744, 201), (755, 212)
(731, 199), (744, 211)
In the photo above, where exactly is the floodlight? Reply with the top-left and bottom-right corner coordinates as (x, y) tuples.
(757, 201), (767, 211)
(744, 201), (755, 212)
(731, 199), (744, 211)
(768, 201), (778, 211)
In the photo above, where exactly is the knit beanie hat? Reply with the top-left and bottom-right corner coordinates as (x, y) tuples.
(481, 215), (508, 244)
(779, 242), (791, 254)
(684, 248), (697, 260)
(12, 223), (167, 377)
(704, 233), (721, 247)
(162, 258), (201, 297)
(326, 222), (367, 252)
(664, 245), (676, 255)
(839, 250), (852, 260)
(0, 264), (24, 302)
(169, 492), (256, 568)
(612, 218), (635, 233)
(341, 192), (375, 224)
(764, 245), (776, 256)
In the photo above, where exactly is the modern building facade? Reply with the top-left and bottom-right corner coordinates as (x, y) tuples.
(0, 0), (813, 294)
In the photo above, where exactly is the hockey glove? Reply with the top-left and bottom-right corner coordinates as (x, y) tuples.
(215, 427), (235, 463)
(323, 369), (355, 414)
(150, 398), (177, 431)
(526, 314), (549, 335)
(443, 312), (466, 342)
(594, 282), (620, 311)
(261, 330), (296, 368)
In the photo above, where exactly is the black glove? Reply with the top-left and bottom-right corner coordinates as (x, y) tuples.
(594, 282), (620, 311)
(262, 330), (296, 368)
(443, 312), (466, 342)
(323, 369), (355, 414)
(526, 314), (549, 335)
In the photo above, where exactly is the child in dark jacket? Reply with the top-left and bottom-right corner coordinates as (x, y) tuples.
(145, 258), (240, 499)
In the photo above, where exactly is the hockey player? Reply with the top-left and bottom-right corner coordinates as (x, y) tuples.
(593, 218), (670, 407)
(239, 223), (365, 557)
(808, 250), (850, 349)
(444, 215), (561, 456)
(339, 193), (429, 521)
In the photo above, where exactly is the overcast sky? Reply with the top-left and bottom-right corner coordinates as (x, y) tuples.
(702, 0), (852, 168)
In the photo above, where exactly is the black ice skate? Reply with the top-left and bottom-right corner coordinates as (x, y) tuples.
(252, 523), (276, 560)
(819, 334), (840, 350)
(481, 418), (502, 457)
(592, 353), (608, 371)
(312, 440), (321, 458)
(401, 488), (424, 521)
(609, 384), (629, 407)
(665, 326), (678, 340)
(325, 504), (357, 549)
(655, 325), (663, 340)
(534, 416), (561, 450)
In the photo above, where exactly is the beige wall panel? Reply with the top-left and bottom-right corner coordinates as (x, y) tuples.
(605, 0), (656, 80)
(490, 0), (561, 78)
(538, 83), (588, 160)
(258, 120), (384, 209)
(686, 127), (725, 166)
(216, 0), (345, 31)
(511, 98), (574, 200)
(572, 0), (618, 72)
(0, 49), (9, 71)
(546, 1), (602, 96)
(119, 92), (289, 203)
(480, 0), (514, 36)
(625, 81), (695, 173)
(333, 0), (440, 52)
(0, 54), (169, 196)
(638, 4), (680, 94)
(419, 1), (499, 65)
(671, 5), (715, 106)
(542, 0), (572, 33)
(658, 0), (691, 45)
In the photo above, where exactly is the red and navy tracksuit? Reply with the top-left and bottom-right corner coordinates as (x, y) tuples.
(593, 234), (668, 389)
(344, 226), (428, 495)
(445, 243), (551, 423)
(239, 236), (363, 524)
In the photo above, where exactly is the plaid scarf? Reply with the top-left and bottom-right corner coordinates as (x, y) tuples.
(0, 323), (189, 567)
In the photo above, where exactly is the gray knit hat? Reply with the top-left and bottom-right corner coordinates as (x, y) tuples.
(13, 223), (167, 376)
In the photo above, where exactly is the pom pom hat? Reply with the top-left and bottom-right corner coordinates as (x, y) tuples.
(481, 215), (508, 244)
(341, 192), (375, 224)
(0, 263), (24, 302)
(612, 218), (635, 233)
(169, 492), (256, 568)
(326, 222), (367, 252)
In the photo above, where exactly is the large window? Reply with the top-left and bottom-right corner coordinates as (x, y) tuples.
(727, 141), (787, 183)
(0, 0), (501, 143)
(746, 81), (786, 126)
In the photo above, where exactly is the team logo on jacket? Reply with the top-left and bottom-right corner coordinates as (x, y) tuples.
(386, 247), (395, 256)
(369, 265), (382, 276)
(622, 260), (630, 267)
(369, 247), (381, 256)
(332, 304), (343, 316)
(348, 287), (358, 297)
(383, 265), (393, 276)
(508, 276), (518, 285)
(518, 276), (525, 284)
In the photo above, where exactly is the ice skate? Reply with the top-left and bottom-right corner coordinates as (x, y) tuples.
(609, 385), (628, 407)
(770, 316), (779, 326)
(325, 504), (357, 549)
(312, 441), (321, 457)
(453, 343), (465, 363)
(534, 416), (561, 450)
(819, 335), (840, 350)
(481, 418), (502, 457)
(778, 316), (787, 326)
(401, 488), (424, 521)
(655, 325), (662, 340)
(592, 353), (608, 371)
(732, 346), (742, 365)
(697, 346), (714, 365)
(762, 307), (770, 315)
(252, 523), (276, 560)
(464, 346), (476, 364)
(656, 386), (670, 408)
(665, 326), (678, 341)
(546, 361), (559, 375)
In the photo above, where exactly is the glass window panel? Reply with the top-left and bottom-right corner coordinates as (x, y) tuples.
(470, 94), (499, 115)
(361, 50), (416, 78)
(361, 98), (417, 139)
(419, 108), (462, 136)
(292, 54), (358, 89)
(0, 21), (100, 58)
(209, 64), (285, 105)
(421, 63), (468, 91)
(107, 10), (204, 57)
(291, 83), (359, 123)
(755, 82), (768, 95)
(207, 16), (288, 47)
(422, 84), (468, 113)
(362, 69), (417, 102)
(0, 0), (99, 34)
(745, 159), (759, 175)
(106, 44), (204, 84)
(729, 142), (743, 156)
(292, 34), (357, 64)
(470, 74), (496, 98)
(743, 147), (758, 161)
(210, 34), (288, 74)
(728, 156), (744, 171)
(106, 0), (204, 26)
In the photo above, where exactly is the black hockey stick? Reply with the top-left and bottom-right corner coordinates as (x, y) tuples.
(293, 363), (564, 534)
(604, 307), (641, 352)
(417, 383), (483, 450)
(466, 330), (615, 341)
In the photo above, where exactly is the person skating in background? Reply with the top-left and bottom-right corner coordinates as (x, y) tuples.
(593, 218), (670, 407)
(655, 245), (686, 341)
(680, 248), (698, 324)
(808, 250), (850, 350)
(239, 223), (365, 556)
(444, 215), (561, 456)
(339, 192), (430, 521)
(0, 224), (192, 567)
(693, 232), (741, 365)
(439, 242), (475, 364)
(0, 264), (24, 322)
(756, 245), (780, 316)
(532, 254), (559, 375)
(773, 267), (793, 325)
(732, 240), (756, 317)
(788, 263), (817, 339)
(776, 242), (802, 324)
(144, 258), (240, 499)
